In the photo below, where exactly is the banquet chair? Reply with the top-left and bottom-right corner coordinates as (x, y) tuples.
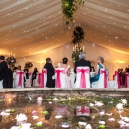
(33, 73), (41, 86)
(40, 69), (47, 88)
(24, 73), (32, 87)
(69, 68), (76, 88)
(74, 67), (90, 88)
(125, 73), (129, 88)
(15, 70), (24, 88)
(0, 80), (3, 89)
(92, 69), (107, 88)
(55, 68), (68, 88)
(108, 71), (120, 88)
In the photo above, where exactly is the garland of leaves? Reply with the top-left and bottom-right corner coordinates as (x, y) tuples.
(72, 26), (85, 44)
(25, 62), (33, 68)
(62, 0), (85, 25)
(71, 26), (85, 61)
(6, 56), (16, 68)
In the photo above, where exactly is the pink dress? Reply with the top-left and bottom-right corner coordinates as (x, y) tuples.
(58, 63), (71, 88)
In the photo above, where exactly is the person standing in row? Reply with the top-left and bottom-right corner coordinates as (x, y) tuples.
(44, 58), (55, 88)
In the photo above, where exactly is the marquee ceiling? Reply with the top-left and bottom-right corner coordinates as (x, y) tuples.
(0, 0), (129, 59)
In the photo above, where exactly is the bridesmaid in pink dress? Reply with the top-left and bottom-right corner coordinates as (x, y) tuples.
(58, 57), (71, 88)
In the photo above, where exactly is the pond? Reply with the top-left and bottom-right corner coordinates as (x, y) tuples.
(0, 94), (129, 129)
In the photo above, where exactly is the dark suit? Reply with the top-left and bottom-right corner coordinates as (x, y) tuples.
(0, 61), (9, 88)
(7, 68), (13, 88)
(44, 62), (55, 88)
(74, 59), (91, 73)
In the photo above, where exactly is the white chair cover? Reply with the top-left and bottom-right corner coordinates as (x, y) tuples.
(0, 80), (3, 89)
(108, 71), (120, 88)
(55, 68), (67, 88)
(74, 67), (90, 88)
(13, 72), (17, 88)
(40, 69), (47, 88)
(15, 70), (24, 88)
(69, 68), (76, 88)
(125, 73), (129, 88)
(33, 73), (41, 86)
(24, 73), (32, 87)
(92, 69), (107, 88)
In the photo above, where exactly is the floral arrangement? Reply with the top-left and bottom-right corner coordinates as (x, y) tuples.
(62, 0), (85, 25)
(72, 26), (85, 44)
(25, 62), (33, 68)
(6, 56), (16, 68)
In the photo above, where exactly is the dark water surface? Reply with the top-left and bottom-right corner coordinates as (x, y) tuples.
(0, 95), (129, 129)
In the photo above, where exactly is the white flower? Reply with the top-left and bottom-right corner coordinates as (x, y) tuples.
(99, 111), (105, 116)
(53, 98), (58, 101)
(118, 120), (127, 125)
(95, 101), (103, 106)
(92, 116), (95, 119)
(32, 116), (39, 120)
(108, 118), (115, 122)
(78, 121), (87, 126)
(0, 111), (10, 116)
(48, 101), (53, 104)
(16, 113), (27, 122)
(5, 109), (11, 112)
(37, 97), (42, 101)
(106, 113), (112, 116)
(32, 110), (36, 114)
(10, 126), (19, 129)
(89, 103), (94, 107)
(120, 115), (129, 122)
(86, 124), (92, 129)
(116, 103), (123, 110)
(20, 123), (31, 129)
(99, 121), (105, 125)
(108, 101), (113, 104)
(121, 99), (127, 105)
(55, 115), (62, 119)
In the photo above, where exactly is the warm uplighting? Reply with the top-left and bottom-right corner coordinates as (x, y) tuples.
(8, 98), (12, 102)
(114, 60), (126, 64)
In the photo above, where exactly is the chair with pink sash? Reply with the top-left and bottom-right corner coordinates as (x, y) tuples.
(92, 69), (107, 88)
(33, 72), (41, 86)
(15, 70), (24, 88)
(24, 73), (32, 87)
(108, 71), (120, 88)
(125, 73), (129, 88)
(55, 68), (67, 88)
(74, 67), (90, 88)
(40, 69), (47, 88)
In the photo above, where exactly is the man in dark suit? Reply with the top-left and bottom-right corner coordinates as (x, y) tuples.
(74, 52), (91, 73)
(44, 58), (55, 88)
(0, 56), (9, 88)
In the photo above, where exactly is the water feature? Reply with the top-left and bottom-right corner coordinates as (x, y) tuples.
(0, 91), (129, 129)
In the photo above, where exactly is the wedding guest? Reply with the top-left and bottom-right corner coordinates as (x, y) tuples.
(7, 63), (13, 88)
(91, 66), (95, 72)
(74, 52), (91, 73)
(90, 56), (106, 84)
(0, 56), (8, 88)
(17, 65), (21, 70)
(58, 57), (71, 88)
(44, 58), (55, 88)
(13, 67), (17, 88)
(24, 68), (31, 87)
(32, 68), (38, 86)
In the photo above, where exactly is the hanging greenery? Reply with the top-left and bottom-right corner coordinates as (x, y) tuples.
(6, 56), (16, 68)
(62, 0), (85, 25)
(72, 26), (85, 44)
(25, 62), (33, 68)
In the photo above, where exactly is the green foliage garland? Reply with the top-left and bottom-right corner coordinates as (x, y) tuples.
(72, 26), (85, 44)
(62, 0), (85, 25)
(6, 56), (16, 68)
(25, 62), (33, 68)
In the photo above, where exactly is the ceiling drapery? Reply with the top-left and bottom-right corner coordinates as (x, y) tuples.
(0, 0), (129, 61)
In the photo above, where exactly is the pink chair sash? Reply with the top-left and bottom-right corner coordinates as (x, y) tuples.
(76, 68), (89, 88)
(40, 70), (47, 88)
(16, 71), (24, 87)
(125, 73), (129, 88)
(100, 70), (107, 88)
(55, 69), (65, 88)
(37, 73), (41, 84)
(115, 71), (120, 88)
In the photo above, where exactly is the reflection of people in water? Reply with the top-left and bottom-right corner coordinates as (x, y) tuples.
(44, 103), (53, 120)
